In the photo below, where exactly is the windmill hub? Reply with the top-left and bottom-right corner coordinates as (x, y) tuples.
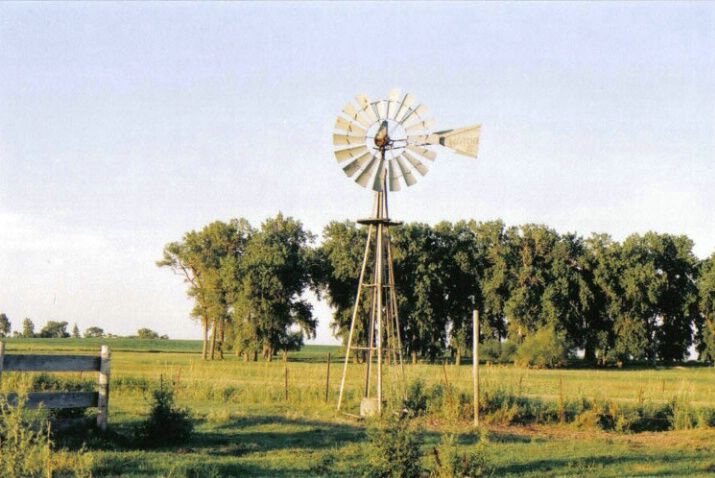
(369, 119), (406, 152)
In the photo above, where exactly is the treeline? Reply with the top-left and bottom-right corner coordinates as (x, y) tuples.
(0, 316), (166, 340)
(160, 213), (715, 366)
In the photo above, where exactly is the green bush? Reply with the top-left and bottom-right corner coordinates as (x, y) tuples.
(430, 433), (491, 478)
(0, 393), (50, 478)
(515, 326), (570, 368)
(135, 378), (193, 448)
(364, 414), (422, 478)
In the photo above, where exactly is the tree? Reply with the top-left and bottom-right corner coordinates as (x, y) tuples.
(0, 313), (10, 337)
(21, 317), (35, 338)
(84, 326), (105, 338)
(696, 252), (715, 362)
(71, 323), (80, 338)
(313, 220), (369, 361)
(232, 213), (316, 361)
(38, 321), (70, 338)
(137, 328), (160, 340)
(158, 218), (254, 360)
(602, 233), (699, 364)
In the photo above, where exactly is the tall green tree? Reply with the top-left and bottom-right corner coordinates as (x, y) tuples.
(696, 252), (715, 362)
(38, 321), (70, 338)
(471, 220), (513, 345)
(158, 219), (253, 360)
(313, 221), (370, 361)
(21, 317), (35, 338)
(0, 313), (10, 337)
(392, 223), (451, 363)
(610, 233), (699, 363)
(232, 213), (316, 361)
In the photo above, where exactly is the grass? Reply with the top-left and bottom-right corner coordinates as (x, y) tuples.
(1, 338), (714, 477)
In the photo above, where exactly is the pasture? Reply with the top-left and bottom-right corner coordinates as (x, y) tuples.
(2, 338), (714, 477)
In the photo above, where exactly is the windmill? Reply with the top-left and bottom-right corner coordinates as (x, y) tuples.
(333, 89), (481, 415)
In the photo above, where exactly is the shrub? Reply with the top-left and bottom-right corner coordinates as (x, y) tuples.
(364, 414), (422, 478)
(430, 433), (491, 478)
(135, 377), (193, 448)
(0, 393), (50, 478)
(515, 326), (570, 368)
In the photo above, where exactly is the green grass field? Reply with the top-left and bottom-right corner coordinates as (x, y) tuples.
(2, 338), (714, 477)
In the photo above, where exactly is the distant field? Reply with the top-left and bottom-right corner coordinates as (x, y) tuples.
(1, 338), (714, 477)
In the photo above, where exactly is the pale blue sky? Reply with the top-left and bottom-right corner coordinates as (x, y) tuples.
(1, 2), (713, 341)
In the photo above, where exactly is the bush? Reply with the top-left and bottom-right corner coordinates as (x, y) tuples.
(515, 326), (570, 368)
(0, 393), (50, 478)
(430, 433), (491, 478)
(364, 414), (422, 478)
(135, 378), (193, 448)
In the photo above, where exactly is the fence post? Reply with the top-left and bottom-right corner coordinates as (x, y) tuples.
(0, 341), (5, 383)
(325, 352), (331, 403)
(97, 345), (111, 431)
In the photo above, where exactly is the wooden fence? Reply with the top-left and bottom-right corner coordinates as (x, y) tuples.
(0, 342), (111, 430)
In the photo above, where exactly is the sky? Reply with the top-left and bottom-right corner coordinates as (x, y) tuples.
(1, 2), (713, 342)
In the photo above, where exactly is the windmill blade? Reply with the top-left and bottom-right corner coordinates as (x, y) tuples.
(355, 94), (378, 123)
(355, 155), (380, 188)
(405, 118), (436, 134)
(342, 102), (372, 129)
(407, 144), (437, 162)
(371, 157), (386, 191)
(387, 159), (401, 191)
(335, 116), (367, 136)
(406, 133), (440, 145)
(335, 145), (369, 163)
(342, 152), (374, 177)
(386, 88), (401, 119)
(372, 100), (387, 121)
(395, 155), (417, 186)
(394, 93), (416, 123)
(333, 133), (366, 147)
(430, 125), (481, 158)
(402, 150), (429, 176)
(399, 103), (429, 126)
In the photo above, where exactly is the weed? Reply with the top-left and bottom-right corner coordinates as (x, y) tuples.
(430, 433), (491, 478)
(0, 393), (50, 478)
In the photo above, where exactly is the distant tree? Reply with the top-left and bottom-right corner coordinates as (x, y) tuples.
(38, 320), (70, 338)
(21, 317), (35, 338)
(0, 313), (11, 337)
(137, 328), (160, 340)
(71, 323), (80, 338)
(697, 251), (715, 362)
(84, 326), (105, 338)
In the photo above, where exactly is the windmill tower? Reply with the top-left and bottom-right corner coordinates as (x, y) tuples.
(333, 89), (481, 415)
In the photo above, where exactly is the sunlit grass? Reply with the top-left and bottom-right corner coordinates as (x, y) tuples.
(2, 338), (714, 477)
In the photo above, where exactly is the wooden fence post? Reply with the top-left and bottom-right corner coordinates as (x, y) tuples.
(0, 341), (5, 383)
(284, 363), (289, 401)
(97, 345), (111, 431)
(325, 352), (331, 403)
(473, 310), (480, 428)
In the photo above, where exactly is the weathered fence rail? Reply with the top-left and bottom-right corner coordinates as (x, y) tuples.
(0, 342), (111, 430)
